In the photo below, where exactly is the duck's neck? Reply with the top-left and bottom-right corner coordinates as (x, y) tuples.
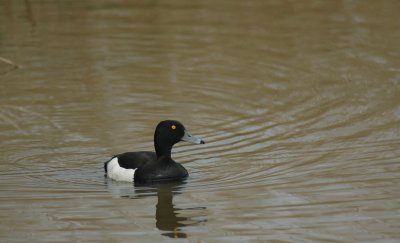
(155, 142), (172, 159)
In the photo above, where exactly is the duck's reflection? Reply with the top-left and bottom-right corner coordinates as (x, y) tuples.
(106, 180), (206, 238)
(155, 184), (188, 238)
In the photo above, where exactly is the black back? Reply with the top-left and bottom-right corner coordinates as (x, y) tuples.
(118, 151), (157, 169)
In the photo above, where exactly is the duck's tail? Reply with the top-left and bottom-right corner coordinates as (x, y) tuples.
(104, 156), (117, 174)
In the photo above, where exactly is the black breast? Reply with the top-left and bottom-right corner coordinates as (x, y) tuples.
(134, 157), (188, 184)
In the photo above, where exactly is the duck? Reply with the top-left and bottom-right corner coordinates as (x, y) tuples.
(104, 120), (205, 183)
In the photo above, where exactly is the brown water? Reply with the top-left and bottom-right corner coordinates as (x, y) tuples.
(1, 0), (400, 242)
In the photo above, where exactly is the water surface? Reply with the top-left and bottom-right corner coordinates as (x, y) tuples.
(1, 0), (400, 242)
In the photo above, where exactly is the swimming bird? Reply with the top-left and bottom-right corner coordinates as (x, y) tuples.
(104, 120), (204, 183)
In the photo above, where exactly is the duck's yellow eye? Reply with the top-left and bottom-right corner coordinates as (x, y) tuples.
(171, 125), (176, 130)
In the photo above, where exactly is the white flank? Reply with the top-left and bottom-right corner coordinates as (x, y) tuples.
(107, 157), (136, 182)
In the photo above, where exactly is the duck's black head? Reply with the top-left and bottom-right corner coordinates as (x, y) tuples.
(154, 120), (204, 158)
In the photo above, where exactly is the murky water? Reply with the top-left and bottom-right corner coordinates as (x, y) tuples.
(1, 0), (400, 242)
